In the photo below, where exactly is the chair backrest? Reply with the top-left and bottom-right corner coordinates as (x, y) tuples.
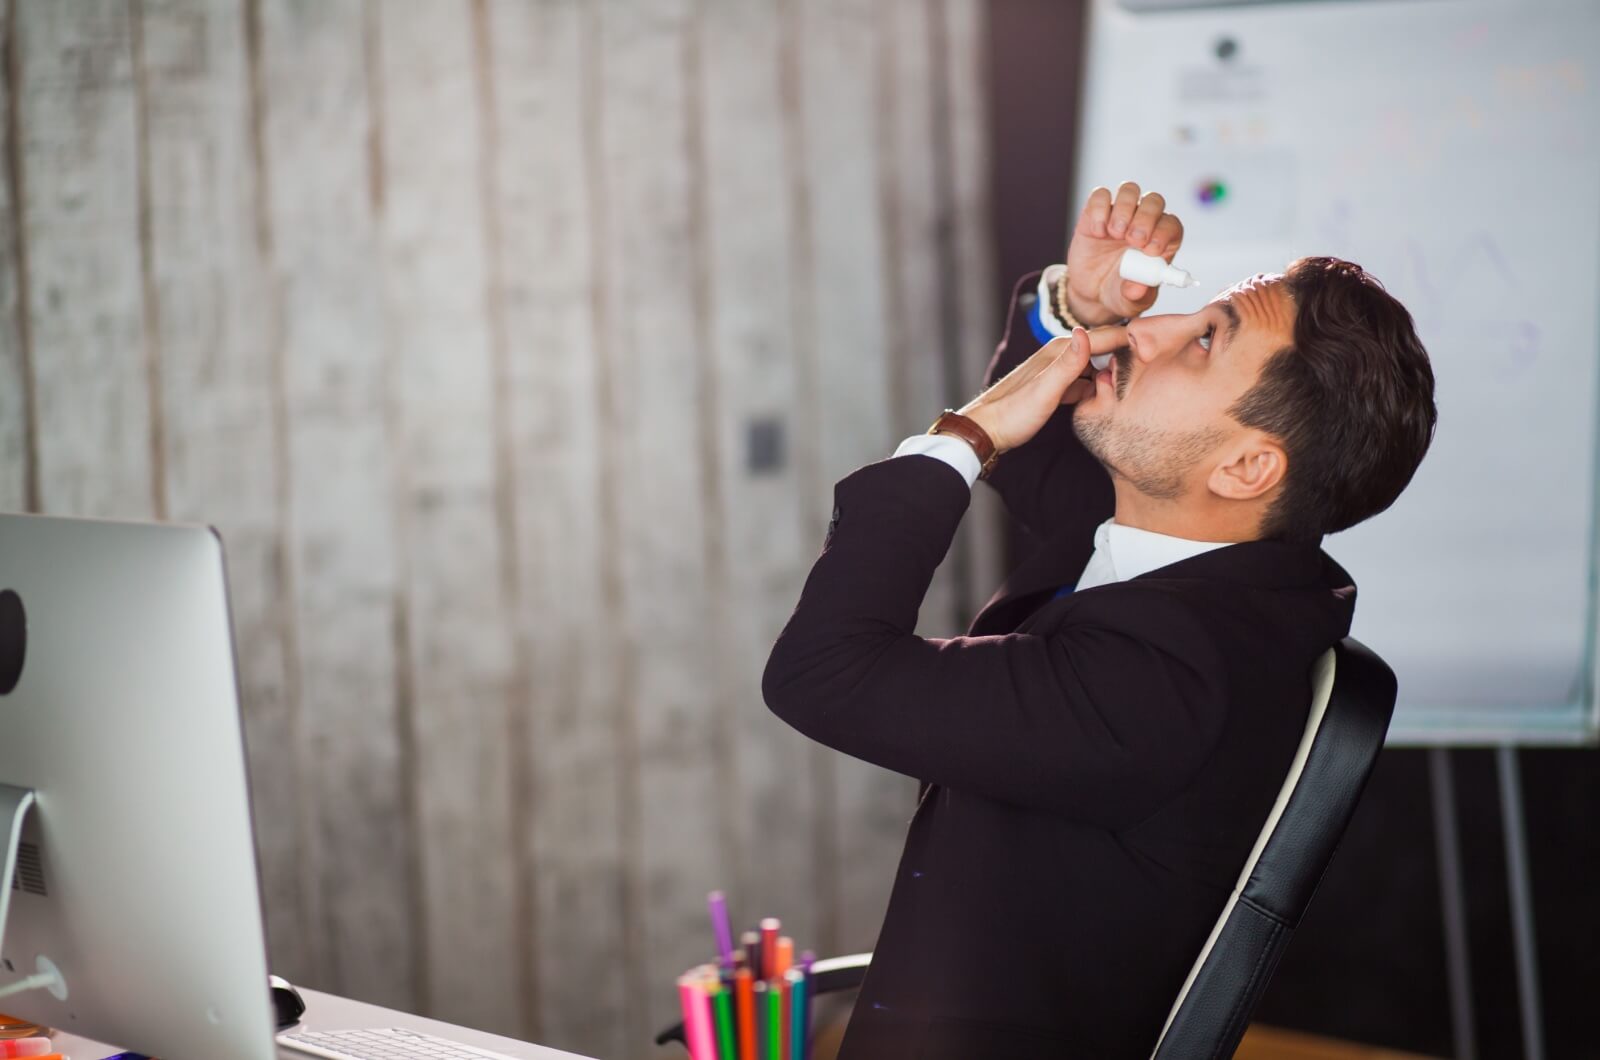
(1150, 637), (1397, 1059)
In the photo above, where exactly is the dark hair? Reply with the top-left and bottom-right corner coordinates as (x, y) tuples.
(1228, 256), (1437, 544)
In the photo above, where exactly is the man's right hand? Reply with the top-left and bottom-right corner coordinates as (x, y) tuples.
(1063, 182), (1186, 326)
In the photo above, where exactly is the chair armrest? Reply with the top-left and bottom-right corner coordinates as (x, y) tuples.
(806, 951), (872, 995)
(652, 952), (873, 1048)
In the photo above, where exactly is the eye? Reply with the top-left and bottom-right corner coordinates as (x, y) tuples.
(1197, 324), (1216, 352)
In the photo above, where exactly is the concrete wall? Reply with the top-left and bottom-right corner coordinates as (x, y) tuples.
(0, 1), (1003, 1055)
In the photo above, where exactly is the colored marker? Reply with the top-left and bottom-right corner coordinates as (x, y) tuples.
(697, 967), (720, 1060)
(736, 967), (757, 1060)
(753, 981), (769, 1060)
(779, 973), (793, 1060)
(799, 950), (816, 1059)
(0, 1042), (54, 1058)
(775, 936), (794, 978)
(742, 930), (762, 981)
(678, 972), (713, 1060)
(787, 967), (807, 1060)
(712, 977), (738, 1060)
(759, 918), (780, 980)
(765, 976), (783, 1060)
(708, 890), (736, 967)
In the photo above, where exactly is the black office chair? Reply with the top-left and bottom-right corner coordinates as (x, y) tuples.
(657, 637), (1397, 1058)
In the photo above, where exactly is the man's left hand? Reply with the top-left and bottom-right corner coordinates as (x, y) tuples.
(1063, 182), (1186, 326)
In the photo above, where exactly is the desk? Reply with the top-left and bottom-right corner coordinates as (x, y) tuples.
(43, 987), (598, 1059)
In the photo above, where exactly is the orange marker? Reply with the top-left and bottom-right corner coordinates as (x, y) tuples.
(775, 935), (794, 978)
(735, 965), (757, 1060)
(0, 1042), (55, 1059)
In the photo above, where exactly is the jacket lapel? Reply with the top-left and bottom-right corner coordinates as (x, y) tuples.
(967, 528), (1095, 636)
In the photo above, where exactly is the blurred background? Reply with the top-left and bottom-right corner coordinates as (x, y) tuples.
(0, 1), (1594, 1059)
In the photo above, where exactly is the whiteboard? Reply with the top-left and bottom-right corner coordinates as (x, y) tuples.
(1074, 0), (1600, 744)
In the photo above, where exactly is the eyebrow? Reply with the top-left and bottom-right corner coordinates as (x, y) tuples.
(1216, 300), (1241, 349)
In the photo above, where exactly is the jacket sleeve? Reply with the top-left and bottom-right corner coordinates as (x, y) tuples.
(980, 272), (1115, 540)
(764, 456), (1227, 828)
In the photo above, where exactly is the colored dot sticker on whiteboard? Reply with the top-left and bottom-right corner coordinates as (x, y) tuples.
(1196, 179), (1228, 205)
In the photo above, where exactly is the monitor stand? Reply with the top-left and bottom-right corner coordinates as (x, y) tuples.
(0, 782), (65, 1002)
(0, 782), (34, 959)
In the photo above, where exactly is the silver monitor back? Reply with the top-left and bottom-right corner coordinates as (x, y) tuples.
(0, 512), (277, 1060)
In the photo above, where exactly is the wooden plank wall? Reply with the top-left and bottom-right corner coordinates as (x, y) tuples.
(0, 1), (1000, 1055)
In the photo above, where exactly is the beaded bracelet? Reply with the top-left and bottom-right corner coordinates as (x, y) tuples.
(1053, 267), (1084, 332)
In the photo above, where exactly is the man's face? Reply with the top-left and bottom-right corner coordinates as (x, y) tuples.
(1072, 272), (1297, 500)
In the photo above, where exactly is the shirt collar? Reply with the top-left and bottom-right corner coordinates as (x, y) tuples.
(1095, 517), (1236, 584)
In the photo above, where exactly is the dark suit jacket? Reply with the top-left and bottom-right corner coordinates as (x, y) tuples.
(763, 274), (1358, 1058)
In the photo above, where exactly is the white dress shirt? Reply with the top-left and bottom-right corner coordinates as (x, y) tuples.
(891, 434), (1233, 588)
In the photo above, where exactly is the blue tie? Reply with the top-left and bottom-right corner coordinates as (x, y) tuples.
(1051, 584), (1075, 601)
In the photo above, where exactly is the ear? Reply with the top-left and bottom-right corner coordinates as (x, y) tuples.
(1207, 434), (1286, 502)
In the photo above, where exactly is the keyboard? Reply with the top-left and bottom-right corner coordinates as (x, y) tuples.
(278, 1026), (522, 1060)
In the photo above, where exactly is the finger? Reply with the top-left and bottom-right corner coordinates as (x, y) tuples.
(1120, 279), (1152, 305)
(1127, 192), (1166, 248)
(1032, 341), (1087, 405)
(1107, 181), (1141, 238)
(1079, 323), (1130, 355)
(1017, 336), (1078, 385)
(1058, 328), (1093, 376)
(987, 334), (1067, 393)
(1060, 378), (1095, 405)
(1146, 213), (1184, 260)
(1002, 337), (1070, 392)
(1078, 186), (1113, 238)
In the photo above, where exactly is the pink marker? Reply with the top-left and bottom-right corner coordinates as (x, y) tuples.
(0, 1039), (55, 1058)
(677, 968), (718, 1060)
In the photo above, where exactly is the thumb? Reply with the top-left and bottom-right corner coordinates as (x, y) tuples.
(1120, 279), (1151, 304)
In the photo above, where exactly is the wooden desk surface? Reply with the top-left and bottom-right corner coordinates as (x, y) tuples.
(42, 986), (598, 1059)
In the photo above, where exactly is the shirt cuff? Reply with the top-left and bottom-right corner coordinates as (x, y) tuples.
(892, 432), (982, 488)
(1034, 264), (1072, 338)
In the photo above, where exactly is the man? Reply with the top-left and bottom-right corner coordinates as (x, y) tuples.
(762, 182), (1437, 1057)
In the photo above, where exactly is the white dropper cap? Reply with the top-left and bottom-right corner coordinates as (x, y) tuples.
(1119, 247), (1198, 289)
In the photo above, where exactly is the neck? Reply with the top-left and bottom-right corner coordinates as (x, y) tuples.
(1110, 480), (1262, 543)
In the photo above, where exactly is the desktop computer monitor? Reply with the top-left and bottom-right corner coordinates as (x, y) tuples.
(0, 512), (278, 1059)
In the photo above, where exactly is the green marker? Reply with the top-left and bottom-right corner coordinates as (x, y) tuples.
(766, 978), (783, 1060)
(713, 986), (737, 1060)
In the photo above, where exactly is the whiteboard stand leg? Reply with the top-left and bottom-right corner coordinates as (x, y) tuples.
(1427, 748), (1476, 1060)
(1496, 745), (1545, 1060)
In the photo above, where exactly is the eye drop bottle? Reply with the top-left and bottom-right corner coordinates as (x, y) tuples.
(1119, 248), (1198, 289)
(1078, 251), (1198, 374)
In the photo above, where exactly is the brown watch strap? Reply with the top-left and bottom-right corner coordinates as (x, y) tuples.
(927, 410), (1000, 479)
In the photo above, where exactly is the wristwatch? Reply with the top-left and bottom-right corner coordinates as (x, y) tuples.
(927, 410), (999, 480)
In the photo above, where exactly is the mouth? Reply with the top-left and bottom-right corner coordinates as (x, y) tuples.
(1083, 348), (1130, 397)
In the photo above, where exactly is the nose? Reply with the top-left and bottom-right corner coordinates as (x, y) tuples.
(1125, 314), (1193, 363)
